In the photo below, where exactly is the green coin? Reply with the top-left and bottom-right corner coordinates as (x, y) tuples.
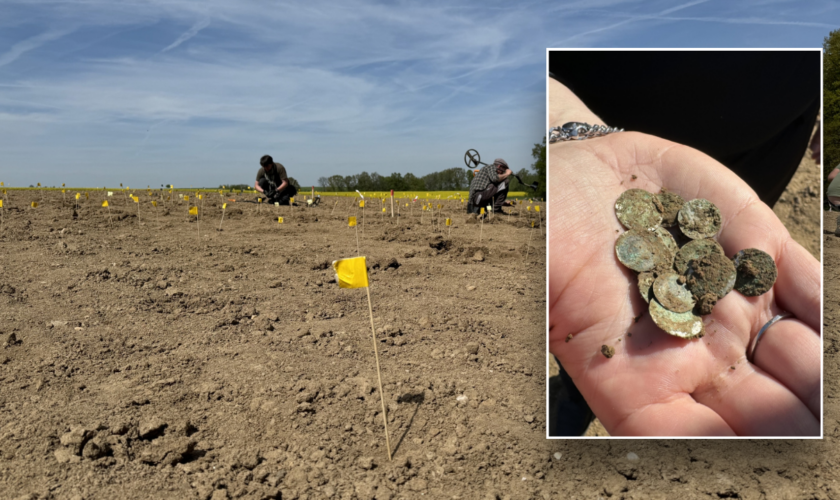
(685, 251), (736, 299)
(615, 229), (666, 273)
(651, 227), (678, 270)
(637, 271), (656, 303)
(653, 271), (695, 313)
(733, 248), (777, 296)
(650, 298), (705, 339)
(615, 189), (663, 231)
(678, 199), (721, 239)
(674, 239), (726, 275)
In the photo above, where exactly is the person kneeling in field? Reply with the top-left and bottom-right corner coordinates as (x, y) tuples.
(467, 158), (515, 215)
(255, 155), (298, 205)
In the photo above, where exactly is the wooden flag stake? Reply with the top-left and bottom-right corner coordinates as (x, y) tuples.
(525, 220), (535, 263)
(219, 204), (226, 231)
(365, 286), (392, 461)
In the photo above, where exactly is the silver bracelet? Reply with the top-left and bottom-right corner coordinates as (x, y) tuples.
(548, 122), (624, 143)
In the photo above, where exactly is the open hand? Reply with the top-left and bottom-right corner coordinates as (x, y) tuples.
(548, 81), (820, 436)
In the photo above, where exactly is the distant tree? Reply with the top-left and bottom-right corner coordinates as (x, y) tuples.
(826, 29), (840, 178)
(530, 136), (546, 199)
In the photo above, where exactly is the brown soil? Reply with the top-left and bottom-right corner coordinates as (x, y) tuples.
(0, 193), (551, 499)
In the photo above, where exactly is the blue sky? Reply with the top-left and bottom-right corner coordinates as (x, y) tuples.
(0, 0), (836, 189)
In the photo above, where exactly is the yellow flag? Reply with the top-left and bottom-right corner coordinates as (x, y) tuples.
(120, 183), (123, 187)
(437, 204), (441, 209)
(184, 195), (189, 202)
(75, 193), (80, 200)
(198, 194), (203, 200)
(132, 195), (139, 203)
(332, 256), (369, 289)
(222, 203), (227, 209)
(359, 200), (365, 208)
(0, 200), (3, 208)
(349, 216), (357, 227)
(31, 201), (38, 208)
(102, 200), (109, 207)
(85, 192), (89, 199)
(445, 218), (451, 226)
(257, 198), (261, 204)
(518, 200), (522, 205)
(278, 217), (284, 224)
(531, 220), (535, 228)
(62, 183), (65, 187)
(527, 206), (531, 211)
(37, 183), (41, 187)
(535, 206), (540, 212)
(170, 185), (173, 189)
(189, 206), (198, 215)
(1, 182), (3, 186)
(382, 207), (386, 213)
(290, 197), (295, 204)
(479, 207), (485, 215)
(151, 201), (157, 207)
(62, 189), (66, 194)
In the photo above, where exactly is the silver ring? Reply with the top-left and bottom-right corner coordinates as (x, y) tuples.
(748, 313), (793, 363)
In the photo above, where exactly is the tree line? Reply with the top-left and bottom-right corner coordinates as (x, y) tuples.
(826, 29), (839, 178)
(316, 137), (546, 198)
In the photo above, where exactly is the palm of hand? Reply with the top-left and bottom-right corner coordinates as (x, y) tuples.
(548, 132), (820, 436)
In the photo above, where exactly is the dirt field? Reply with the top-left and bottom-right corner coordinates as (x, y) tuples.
(0, 193), (554, 499)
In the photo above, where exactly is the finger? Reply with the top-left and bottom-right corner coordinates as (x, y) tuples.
(772, 239), (821, 332)
(611, 394), (736, 436)
(692, 365), (819, 436)
(752, 318), (821, 417)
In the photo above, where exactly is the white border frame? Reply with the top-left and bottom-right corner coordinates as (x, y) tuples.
(545, 47), (824, 440)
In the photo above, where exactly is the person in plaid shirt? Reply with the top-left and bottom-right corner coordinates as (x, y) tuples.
(467, 158), (515, 215)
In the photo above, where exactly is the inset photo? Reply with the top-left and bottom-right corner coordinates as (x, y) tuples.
(547, 49), (822, 437)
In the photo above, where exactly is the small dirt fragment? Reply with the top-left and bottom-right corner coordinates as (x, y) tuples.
(565, 334), (573, 343)
(601, 345), (615, 358)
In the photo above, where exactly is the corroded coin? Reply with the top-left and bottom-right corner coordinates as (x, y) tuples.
(615, 189), (663, 231)
(615, 229), (666, 272)
(678, 199), (722, 239)
(733, 248), (777, 296)
(656, 189), (685, 228)
(649, 298), (705, 339)
(652, 226), (678, 270)
(674, 239), (726, 275)
(637, 271), (656, 303)
(685, 252), (736, 299)
(653, 271), (695, 313)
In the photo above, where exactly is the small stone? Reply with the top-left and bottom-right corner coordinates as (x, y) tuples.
(565, 334), (573, 343)
(466, 285), (476, 291)
(524, 415), (535, 423)
(626, 452), (639, 462)
(138, 417), (167, 440)
(465, 342), (479, 355)
(601, 345), (615, 358)
(472, 250), (485, 262)
(60, 427), (94, 455)
(54, 448), (81, 464)
(357, 456), (375, 470)
(554, 452), (562, 460)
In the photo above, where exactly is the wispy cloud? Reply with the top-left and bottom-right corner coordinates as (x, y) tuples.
(161, 17), (210, 53)
(0, 28), (73, 68)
